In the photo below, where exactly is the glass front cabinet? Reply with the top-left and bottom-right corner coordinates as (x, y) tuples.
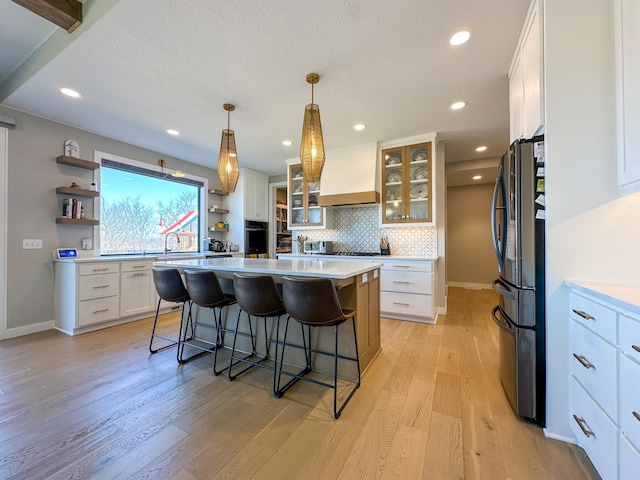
(381, 141), (432, 225)
(288, 163), (330, 229)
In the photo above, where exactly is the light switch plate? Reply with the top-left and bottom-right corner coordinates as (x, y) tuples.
(23, 239), (42, 249)
(82, 238), (92, 250)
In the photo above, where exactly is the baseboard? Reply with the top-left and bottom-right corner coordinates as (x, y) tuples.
(5, 320), (55, 339)
(447, 281), (493, 290)
(543, 429), (576, 445)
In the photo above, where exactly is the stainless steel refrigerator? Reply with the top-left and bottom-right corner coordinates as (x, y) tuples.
(491, 136), (545, 426)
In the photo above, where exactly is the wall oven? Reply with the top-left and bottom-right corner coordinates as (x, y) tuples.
(245, 220), (268, 256)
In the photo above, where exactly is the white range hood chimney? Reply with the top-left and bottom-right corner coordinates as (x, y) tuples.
(318, 142), (380, 207)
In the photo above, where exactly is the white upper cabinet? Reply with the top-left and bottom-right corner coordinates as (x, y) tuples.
(615, 0), (640, 195)
(243, 168), (269, 221)
(509, 0), (544, 142)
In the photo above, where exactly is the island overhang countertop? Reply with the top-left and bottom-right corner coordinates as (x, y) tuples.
(152, 257), (382, 280)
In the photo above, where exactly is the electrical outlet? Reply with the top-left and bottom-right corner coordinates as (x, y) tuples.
(23, 239), (42, 249)
(82, 238), (93, 250)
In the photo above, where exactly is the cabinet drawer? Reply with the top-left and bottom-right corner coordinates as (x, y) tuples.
(120, 260), (154, 273)
(570, 292), (617, 343)
(78, 262), (120, 276)
(379, 260), (433, 273)
(381, 291), (432, 318)
(78, 273), (120, 301)
(570, 377), (618, 480)
(620, 314), (640, 362)
(380, 270), (431, 295)
(78, 296), (119, 326)
(620, 354), (640, 447)
(620, 432), (640, 480)
(570, 320), (618, 420)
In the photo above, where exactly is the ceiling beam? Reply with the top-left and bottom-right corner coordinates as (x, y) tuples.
(12, 0), (83, 33)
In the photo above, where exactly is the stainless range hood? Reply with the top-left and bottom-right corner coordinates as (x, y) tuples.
(318, 142), (380, 207)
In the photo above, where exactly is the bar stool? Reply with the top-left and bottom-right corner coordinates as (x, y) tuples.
(229, 273), (288, 394)
(180, 269), (236, 375)
(276, 276), (361, 419)
(150, 268), (191, 354)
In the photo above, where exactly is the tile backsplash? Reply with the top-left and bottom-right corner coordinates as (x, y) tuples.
(291, 205), (437, 256)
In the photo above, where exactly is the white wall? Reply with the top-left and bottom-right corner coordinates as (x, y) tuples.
(544, 0), (640, 439)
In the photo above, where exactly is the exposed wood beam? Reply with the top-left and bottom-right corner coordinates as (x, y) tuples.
(11, 0), (83, 33)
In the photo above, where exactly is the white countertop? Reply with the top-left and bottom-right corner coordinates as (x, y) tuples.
(54, 252), (239, 263)
(153, 257), (382, 280)
(278, 253), (438, 261)
(566, 280), (640, 316)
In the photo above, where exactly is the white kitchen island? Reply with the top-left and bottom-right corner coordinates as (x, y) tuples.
(153, 257), (382, 371)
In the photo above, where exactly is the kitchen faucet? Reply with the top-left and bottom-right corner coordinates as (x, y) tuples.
(164, 232), (180, 255)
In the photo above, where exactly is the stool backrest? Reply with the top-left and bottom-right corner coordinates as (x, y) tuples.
(152, 268), (189, 303)
(233, 273), (284, 316)
(282, 276), (345, 326)
(184, 270), (227, 308)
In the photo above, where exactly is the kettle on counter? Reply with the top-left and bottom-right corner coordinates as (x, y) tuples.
(210, 240), (226, 252)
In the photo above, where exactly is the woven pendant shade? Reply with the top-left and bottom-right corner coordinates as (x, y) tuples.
(217, 104), (239, 194)
(300, 73), (325, 183)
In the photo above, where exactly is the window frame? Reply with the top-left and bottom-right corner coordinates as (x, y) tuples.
(93, 150), (208, 256)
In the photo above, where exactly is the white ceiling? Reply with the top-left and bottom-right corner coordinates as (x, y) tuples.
(0, 0), (526, 181)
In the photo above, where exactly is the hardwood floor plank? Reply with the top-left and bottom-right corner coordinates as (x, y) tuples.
(461, 402), (506, 480)
(423, 411), (464, 480)
(379, 423), (429, 479)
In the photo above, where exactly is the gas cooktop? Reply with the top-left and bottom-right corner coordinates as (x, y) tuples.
(322, 252), (380, 256)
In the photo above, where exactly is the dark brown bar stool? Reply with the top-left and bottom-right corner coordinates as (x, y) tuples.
(229, 273), (288, 393)
(150, 268), (191, 354)
(276, 276), (361, 419)
(181, 269), (236, 375)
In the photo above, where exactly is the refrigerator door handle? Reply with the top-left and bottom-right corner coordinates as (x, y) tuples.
(492, 278), (517, 300)
(492, 305), (514, 333)
(491, 164), (507, 271)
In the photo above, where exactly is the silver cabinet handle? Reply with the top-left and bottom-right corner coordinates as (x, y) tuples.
(572, 309), (595, 320)
(133, 273), (147, 276)
(132, 265), (147, 269)
(572, 353), (595, 369)
(392, 265), (411, 268)
(393, 302), (410, 306)
(573, 415), (595, 437)
(632, 345), (640, 353)
(92, 267), (110, 272)
(633, 411), (640, 423)
(92, 285), (110, 289)
(93, 308), (109, 314)
(393, 281), (410, 284)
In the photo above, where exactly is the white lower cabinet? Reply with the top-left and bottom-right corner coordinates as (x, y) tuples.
(55, 258), (160, 335)
(567, 286), (640, 479)
(120, 260), (156, 317)
(379, 259), (435, 322)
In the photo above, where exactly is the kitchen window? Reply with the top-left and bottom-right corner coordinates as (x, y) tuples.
(97, 153), (207, 255)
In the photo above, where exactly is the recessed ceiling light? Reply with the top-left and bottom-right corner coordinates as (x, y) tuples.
(282, 140), (292, 146)
(166, 129), (180, 136)
(450, 101), (467, 110)
(60, 87), (80, 98)
(353, 123), (366, 131)
(449, 30), (472, 46)
(476, 146), (488, 152)
(473, 175), (482, 180)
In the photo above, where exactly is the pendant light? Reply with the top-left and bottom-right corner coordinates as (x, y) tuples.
(300, 73), (325, 183)
(217, 103), (239, 194)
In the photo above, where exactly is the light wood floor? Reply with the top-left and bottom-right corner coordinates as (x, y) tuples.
(0, 287), (599, 479)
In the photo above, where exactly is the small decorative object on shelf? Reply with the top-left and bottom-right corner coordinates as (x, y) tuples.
(64, 139), (79, 158)
(380, 236), (391, 255)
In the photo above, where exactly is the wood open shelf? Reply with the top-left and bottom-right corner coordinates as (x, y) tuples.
(56, 217), (99, 226)
(56, 186), (99, 197)
(208, 227), (229, 232)
(56, 155), (100, 170)
(208, 207), (229, 214)
(208, 189), (228, 196)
